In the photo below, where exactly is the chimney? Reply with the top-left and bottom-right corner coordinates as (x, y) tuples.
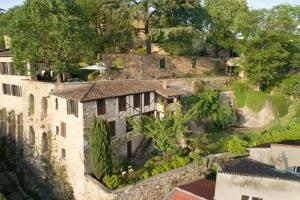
(4, 33), (11, 49)
(162, 80), (168, 89)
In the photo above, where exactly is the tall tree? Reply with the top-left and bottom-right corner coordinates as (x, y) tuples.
(129, 0), (206, 54)
(204, 0), (248, 57)
(235, 5), (300, 88)
(9, 0), (95, 82)
(90, 115), (112, 180)
(76, 0), (133, 54)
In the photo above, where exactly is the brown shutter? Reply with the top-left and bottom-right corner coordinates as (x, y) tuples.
(134, 94), (141, 108)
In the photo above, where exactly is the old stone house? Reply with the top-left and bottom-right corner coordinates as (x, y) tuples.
(0, 45), (184, 199)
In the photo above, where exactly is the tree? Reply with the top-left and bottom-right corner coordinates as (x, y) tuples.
(235, 5), (300, 88)
(204, 0), (248, 57)
(76, 0), (134, 54)
(129, 104), (190, 159)
(9, 0), (95, 82)
(183, 89), (237, 128)
(90, 115), (112, 180)
(129, 0), (206, 54)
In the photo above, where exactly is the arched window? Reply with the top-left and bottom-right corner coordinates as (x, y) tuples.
(41, 97), (48, 121)
(29, 126), (35, 146)
(41, 132), (48, 153)
(28, 94), (35, 116)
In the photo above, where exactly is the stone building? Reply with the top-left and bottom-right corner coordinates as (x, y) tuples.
(214, 141), (300, 200)
(0, 46), (185, 199)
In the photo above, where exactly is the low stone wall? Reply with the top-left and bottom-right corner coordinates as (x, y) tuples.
(84, 162), (206, 200)
(102, 54), (226, 79)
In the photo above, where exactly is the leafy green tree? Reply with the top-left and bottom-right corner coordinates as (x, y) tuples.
(183, 89), (237, 128)
(129, 0), (206, 54)
(235, 5), (300, 88)
(129, 104), (190, 159)
(9, 0), (95, 81)
(90, 115), (112, 180)
(76, 0), (133, 54)
(204, 0), (248, 57)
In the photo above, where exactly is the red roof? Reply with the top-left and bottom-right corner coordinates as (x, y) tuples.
(166, 179), (215, 200)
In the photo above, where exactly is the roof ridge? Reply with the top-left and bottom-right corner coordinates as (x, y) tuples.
(81, 83), (96, 102)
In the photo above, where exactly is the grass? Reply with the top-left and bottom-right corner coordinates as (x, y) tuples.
(245, 90), (268, 112)
(0, 193), (6, 200)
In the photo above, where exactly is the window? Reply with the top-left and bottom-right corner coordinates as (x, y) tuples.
(144, 92), (150, 106)
(55, 98), (58, 110)
(108, 121), (116, 137)
(2, 83), (11, 95)
(293, 166), (300, 173)
(167, 97), (174, 104)
(97, 99), (106, 115)
(62, 148), (66, 159)
(252, 197), (263, 200)
(134, 94), (141, 108)
(56, 126), (59, 135)
(241, 196), (250, 200)
(67, 100), (78, 117)
(0, 62), (9, 74)
(11, 85), (22, 97)
(118, 96), (126, 112)
(192, 58), (197, 68)
(61, 122), (66, 138)
(126, 119), (133, 132)
(160, 58), (166, 69)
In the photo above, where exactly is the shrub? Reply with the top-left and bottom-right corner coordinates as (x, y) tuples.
(227, 135), (249, 155)
(87, 70), (100, 81)
(151, 165), (165, 176)
(112, 58), (124, 70)
(141, 170), (150, 179)
(103, 175), (122, 190)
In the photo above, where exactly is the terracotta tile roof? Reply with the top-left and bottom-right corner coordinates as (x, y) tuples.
(0, 49), (12, 57)
(179, 179), (215, 199)
(166, 179), (215, 200)
(219, 158), (300, 182)
(166, 188), (201, 200)
(51, 80), (179, 102)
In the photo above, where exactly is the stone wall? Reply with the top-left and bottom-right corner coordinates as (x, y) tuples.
(84, 162), (206, 200)
(102, 54), (226, 79)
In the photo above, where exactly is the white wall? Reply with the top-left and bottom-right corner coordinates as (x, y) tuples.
(214, 173), (300, 200)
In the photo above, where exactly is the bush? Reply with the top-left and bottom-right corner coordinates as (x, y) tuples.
(141, 170), (150, 179)
(103, 175), (122, 190)
(87, 70), (100, 81)
(112, 58), (124, 70)
(273, 74), (300, 98)
(227, 135), (249, 155)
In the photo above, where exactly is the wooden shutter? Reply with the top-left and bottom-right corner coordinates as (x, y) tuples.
(134, 94), (140, 108)
(118, 96), (126, 112)
(97, 99), (106, 115)
(144, 92), (150, 106)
